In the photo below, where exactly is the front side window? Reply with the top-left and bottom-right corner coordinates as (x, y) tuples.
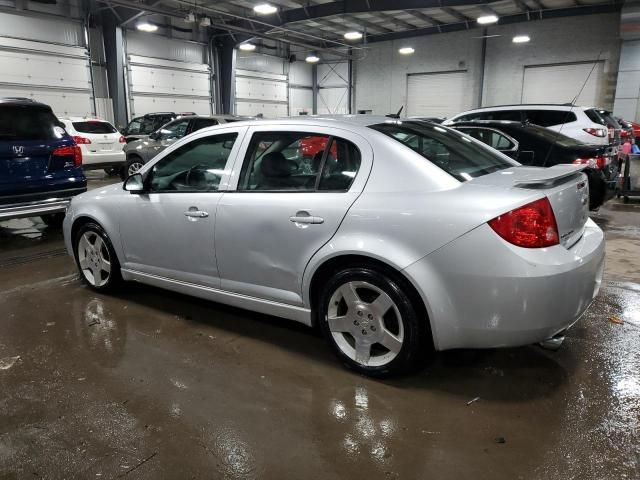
(238, 131), (361, 192)
(157, 119), (190, 140)
(148, 133), (238, 193)
(125, 118), (143, 135)
(370, 121), (516, 181)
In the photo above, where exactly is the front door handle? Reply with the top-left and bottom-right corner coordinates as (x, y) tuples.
(184, 208), (209, 218)
(290, 211), (324, 225)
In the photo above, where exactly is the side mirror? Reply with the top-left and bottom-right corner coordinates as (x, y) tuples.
(123, 173), (145, 193)
(149, 131), (160, 140)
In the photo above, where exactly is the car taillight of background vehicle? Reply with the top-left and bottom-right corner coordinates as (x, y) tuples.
(488, 197), (559, 248)
(119, 136), (126, 143)
(583, 127), (607, 138)
(52, 145), (82, 167)
(72, 136), (91, 144)
(573, 156), (605, 169)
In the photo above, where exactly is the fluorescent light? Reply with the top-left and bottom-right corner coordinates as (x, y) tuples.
(253, 3), (277, 14)
(184, 12), (195, 23)
(239, 43), (256, 51)
(344, 31), (363, 40)
(199, 16), (211, 27)
(477, 15), (498, 25)
(398, 47), (415, 55)
(513, 35), (530, 43)
(136, 21), (158, 32)
(305, 54), (320, 63)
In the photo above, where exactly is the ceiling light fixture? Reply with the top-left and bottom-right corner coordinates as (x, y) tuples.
(512, 35), (530, 43)
(239, 43), (257, 51)
(344, 31), (363, 40)
(305, 54), (320, 63)
(398, 47), (415, 55)
(185, 12), (196, 23)
(477, 15), (498, 25)
(253, 3), (277, 14)
(136, 21), (158, 32)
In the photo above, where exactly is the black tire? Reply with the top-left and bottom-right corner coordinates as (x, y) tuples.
(73, 222), (122, 292)
(317, 267), (430, 378)
(121, 156), (145, 180)
(41, 213), (65, 228)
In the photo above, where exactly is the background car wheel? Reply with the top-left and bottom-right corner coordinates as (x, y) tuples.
(318, 267), (430, 377)
(41, 213), (65, 228)
(121, 157), (144, 180)
(74, 222), (121, 292)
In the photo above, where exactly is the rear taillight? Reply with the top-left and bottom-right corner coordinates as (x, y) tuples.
(52, 145), (82, 167)
(573, 156), (605, 169)
(488, 197), (559, 248)
(119, 136), (126, 143)
(583, 127), (607, 138)
(72, 136), (91, 144)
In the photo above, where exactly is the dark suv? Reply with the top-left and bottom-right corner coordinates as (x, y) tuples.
(121, 112), (196, 143)
(0, 98), (86, 226)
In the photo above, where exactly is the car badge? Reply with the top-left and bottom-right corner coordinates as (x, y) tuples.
(12, 146), (24, 156)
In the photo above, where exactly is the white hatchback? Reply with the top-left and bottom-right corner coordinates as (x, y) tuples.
(60, 118), (125, 170)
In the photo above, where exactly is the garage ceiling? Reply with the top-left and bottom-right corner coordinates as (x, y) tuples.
(101, 0), (622, 54)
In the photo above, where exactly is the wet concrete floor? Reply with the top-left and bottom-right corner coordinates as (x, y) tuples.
(0, 172), (639, 479)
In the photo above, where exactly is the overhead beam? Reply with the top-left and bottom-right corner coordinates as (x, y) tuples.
(405, 10), (443, 26)
(366, 2), (622, 42)
(441, 6), (472, 23)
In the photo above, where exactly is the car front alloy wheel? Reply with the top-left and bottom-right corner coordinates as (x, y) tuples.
(74, 222), (121, 291)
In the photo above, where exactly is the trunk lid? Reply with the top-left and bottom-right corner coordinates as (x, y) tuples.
(471, 164), (590, 247)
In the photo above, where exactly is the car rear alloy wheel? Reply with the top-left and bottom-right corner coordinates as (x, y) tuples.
(319, 267), (429, 377)
(74, 222), (121, 291)
(327, 281), (404, 367)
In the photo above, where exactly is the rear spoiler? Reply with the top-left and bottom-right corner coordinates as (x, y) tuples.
(513, 164), (587, 188)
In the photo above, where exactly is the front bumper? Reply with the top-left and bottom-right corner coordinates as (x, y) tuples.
(404, 218), (605, 351)
(0, 187), (87, 221)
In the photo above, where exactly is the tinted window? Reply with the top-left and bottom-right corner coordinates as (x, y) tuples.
(584, 109), (605, 125)
(370, 121), (516, 181)
(489, 110), (522, 121)
(157, 119), (190, 140)
(0, 105), (61, 140)
(457, 128), (516, 150)
(525, 110), (576, 127)
(191, 118), (219, 132)
(72, 121), (117, 134)
(454, 112), (483, 122)
(149, 133), (237, 192)
(140, 118), (157, 134)
(125, 117), (143, 135)
(239, 132), (361, 191)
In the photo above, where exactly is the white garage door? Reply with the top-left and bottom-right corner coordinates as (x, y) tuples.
(0, 16), (93, 117)
(522, 62), (604, 106)
(406, 71), (468, 117)
(125, 33), (212, 117)
(235, 69), (288, 118)
(317, 62), (349, 114)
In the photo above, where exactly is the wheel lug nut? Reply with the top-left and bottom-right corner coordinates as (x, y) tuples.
(370, 325), (376, 331)
(362, 329), (367, 335)
(357, 311), (363, 317)
(354, 320), (359, 326)
(367, 314), (373, 320)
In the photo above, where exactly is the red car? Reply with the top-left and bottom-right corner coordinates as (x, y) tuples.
(300, 135), (337, 159)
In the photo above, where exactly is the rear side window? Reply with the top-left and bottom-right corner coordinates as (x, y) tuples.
(370, 121), (515, 182)
(457, 128), (516, 150)
(239, 131), (361, 192)
(72, 121), (117, 134)
(191, 118), (219, 132)
(0, 105), (61, 140)
(525, 110), (576, 127)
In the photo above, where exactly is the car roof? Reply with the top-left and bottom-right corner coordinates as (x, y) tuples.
(211, 115), (409, 131)
(0, 97), (51, 109)
(453, 104), (597, 115)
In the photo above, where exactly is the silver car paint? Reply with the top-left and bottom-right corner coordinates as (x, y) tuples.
(63, 116), (605, 350)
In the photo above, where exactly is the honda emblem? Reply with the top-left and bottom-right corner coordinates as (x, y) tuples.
(12, 146), (24, 156)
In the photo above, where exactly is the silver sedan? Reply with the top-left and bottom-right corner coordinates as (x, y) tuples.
(63, 116), (605, 377)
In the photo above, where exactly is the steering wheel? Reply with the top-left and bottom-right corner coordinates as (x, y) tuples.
(185, 164), (210, 189)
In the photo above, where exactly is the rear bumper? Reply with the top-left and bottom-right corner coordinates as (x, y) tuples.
(0, 187), (87, 221)
(405, 218), (605, 350)
(82, 151), (126, 168)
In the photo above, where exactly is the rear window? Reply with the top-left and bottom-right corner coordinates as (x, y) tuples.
(72, 121), (117, 134)
(370, 121), (516, 182)
(584, 109), (606, 125)
(0, 105), (61, 140)
(525, 110), (576, 127)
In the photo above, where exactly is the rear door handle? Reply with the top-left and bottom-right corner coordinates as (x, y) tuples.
(290, 212), (324, 224)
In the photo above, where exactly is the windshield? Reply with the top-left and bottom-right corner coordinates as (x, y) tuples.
(369, 121), (517, 181)
(72, 121), (117, 134)
(0, 105), (61, 140)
